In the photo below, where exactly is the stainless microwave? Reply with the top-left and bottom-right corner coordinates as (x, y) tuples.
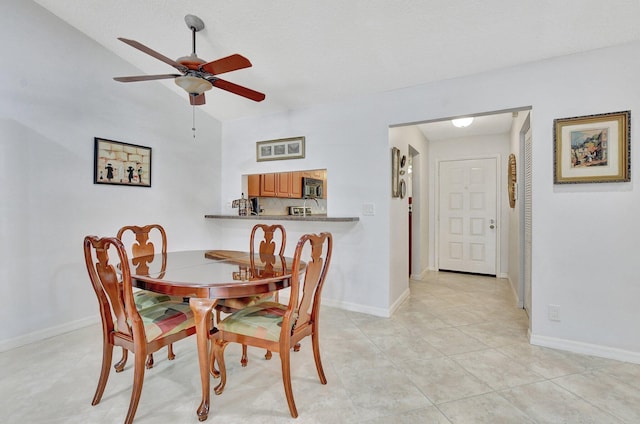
(302, 177), (323, 198)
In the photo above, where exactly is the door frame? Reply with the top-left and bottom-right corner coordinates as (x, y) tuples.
(435, 154), (502, 275)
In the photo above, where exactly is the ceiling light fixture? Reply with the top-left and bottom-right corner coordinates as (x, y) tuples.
(174, 75), (213, 95)
(451, 117), (474, 128)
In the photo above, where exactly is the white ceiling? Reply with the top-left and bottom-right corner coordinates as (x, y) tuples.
(35, 0), (640, 125)
(416, 112), (516, 142)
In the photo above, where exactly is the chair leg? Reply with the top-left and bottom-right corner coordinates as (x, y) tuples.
(92, 340), (114, 405)
(210, 340), (220, 378)
(213, 340), (229, 395)
(167, 343), (175, 360)
(311, 331), (327, 385)
(145, 353), (154, 369)
(114, 347), (128, 373)
(280, 346), (298, 418)
(241, 344), (248, 367)
(124, 350), (146, 424)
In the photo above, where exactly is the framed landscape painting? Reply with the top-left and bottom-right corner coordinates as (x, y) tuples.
(94, 137), (152, 187)
(553, 111), (630, 184)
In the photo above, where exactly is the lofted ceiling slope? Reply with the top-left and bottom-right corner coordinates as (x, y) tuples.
(34, 0), (640, 123)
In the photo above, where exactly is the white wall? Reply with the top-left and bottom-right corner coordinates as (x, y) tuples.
(0, 0), (222, 350)
(389, 126), (429, 280)
(218, 103), (394, 316)
(388, 125), (428, 305)
(507, 111), (531, 306)
(219, 41), (640, 362)
(427, 133), (511, 277)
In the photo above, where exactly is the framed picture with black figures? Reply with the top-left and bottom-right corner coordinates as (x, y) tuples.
(94, 137), (152, 187)
(553, 111), (630, 184)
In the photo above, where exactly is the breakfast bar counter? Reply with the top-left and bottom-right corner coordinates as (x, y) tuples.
(204, 214), (359, 222)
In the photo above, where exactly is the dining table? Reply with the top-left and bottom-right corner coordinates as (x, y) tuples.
(127, 249), (301, 421)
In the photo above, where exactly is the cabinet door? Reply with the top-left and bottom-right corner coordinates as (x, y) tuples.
(289, 171), (302, 198)
(248, 174), (260, 197)
(276, 172), (291, 198)
(261, 173), (277, 197)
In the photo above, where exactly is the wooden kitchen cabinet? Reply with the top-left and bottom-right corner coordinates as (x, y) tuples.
(250, 169), (324, 199)
(290, 171), (302, 198)
(247, 174), (260, 197)
(260, 172), (302, 198)
(276, 172), (290, 197)
(260, 173), (277, 197)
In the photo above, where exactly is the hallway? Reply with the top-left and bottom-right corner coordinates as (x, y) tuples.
(2, 272), (640, 423)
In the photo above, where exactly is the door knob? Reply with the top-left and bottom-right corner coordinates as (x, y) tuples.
(489, 219), (495, 229)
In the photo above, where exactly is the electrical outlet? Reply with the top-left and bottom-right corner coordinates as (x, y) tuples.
(362, 203), (375, 216)
(548, 304), (561, 322)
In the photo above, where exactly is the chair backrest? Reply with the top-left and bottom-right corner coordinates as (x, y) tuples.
(250, 224), (286, 278)
(84, 235), (143, 341)
(250, 224), (286, 257)
(284, 232), (332, 340)
(117, 224), (167, 277)
(117, 224), (167, 257)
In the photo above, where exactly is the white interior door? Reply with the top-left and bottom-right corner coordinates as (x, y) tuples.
(438, 158), (497, 275)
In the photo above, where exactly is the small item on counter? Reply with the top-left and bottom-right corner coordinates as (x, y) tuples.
(232, 193), (250, 216)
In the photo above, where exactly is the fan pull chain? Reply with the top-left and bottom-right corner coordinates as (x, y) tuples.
(192, 105), (196, 139)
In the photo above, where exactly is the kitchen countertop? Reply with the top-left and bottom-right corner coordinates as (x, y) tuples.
(204, 214), (359, 222)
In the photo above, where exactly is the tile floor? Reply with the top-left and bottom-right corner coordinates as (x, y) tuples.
(3, 271), (640, 423)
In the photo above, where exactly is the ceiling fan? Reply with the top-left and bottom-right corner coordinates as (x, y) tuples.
(113, 14), (265, 106)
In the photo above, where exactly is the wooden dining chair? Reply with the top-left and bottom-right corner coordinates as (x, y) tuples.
(211, 232), (333, 418)
(215, 223), (286, 366)
(84, 235), (196, 424)
(116, 224), (184, 370)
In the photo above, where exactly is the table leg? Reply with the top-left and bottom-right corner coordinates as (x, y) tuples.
(190, 297), (217, 422)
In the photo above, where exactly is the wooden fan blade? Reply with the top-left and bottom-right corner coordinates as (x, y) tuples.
(199, 54), (252, 76)
(118, 37), (188, 73)
(189, 93), (206, 106)
(210, 78), (266, 102)
(114, 74), (180, 82)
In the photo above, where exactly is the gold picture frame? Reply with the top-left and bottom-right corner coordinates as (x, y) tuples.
(508, 153), (517, 208)
(256, 136), (305, 162)
(553, 111), (630, 184)
(391, 147), (400, 197)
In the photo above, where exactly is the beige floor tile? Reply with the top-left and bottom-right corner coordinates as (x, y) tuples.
(499, 380), (624, 423)
(437, 392), (536, 423)
(452, 349), (545, 390)
(399, 357), (493, 404)
(553, 370), (640, 422)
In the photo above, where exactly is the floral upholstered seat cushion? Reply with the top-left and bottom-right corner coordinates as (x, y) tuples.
(216, 293), (275, 311)
(218, 301), (296, 342)
(133, 289), (185, 310)
(138, 301), (195, 342)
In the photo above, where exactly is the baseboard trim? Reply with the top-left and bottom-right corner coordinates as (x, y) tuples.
(410, 268), (429, 280)
(530, 334), (640, 364)
(320, 297), (391, 318)
(507, 275), (524, 308)
(0, 315), (99, 353)
(389, 287), (411, 315)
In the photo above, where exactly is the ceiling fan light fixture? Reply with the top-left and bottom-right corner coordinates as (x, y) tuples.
(452, 117), (474, 128)
(174, 75), (212, 95)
